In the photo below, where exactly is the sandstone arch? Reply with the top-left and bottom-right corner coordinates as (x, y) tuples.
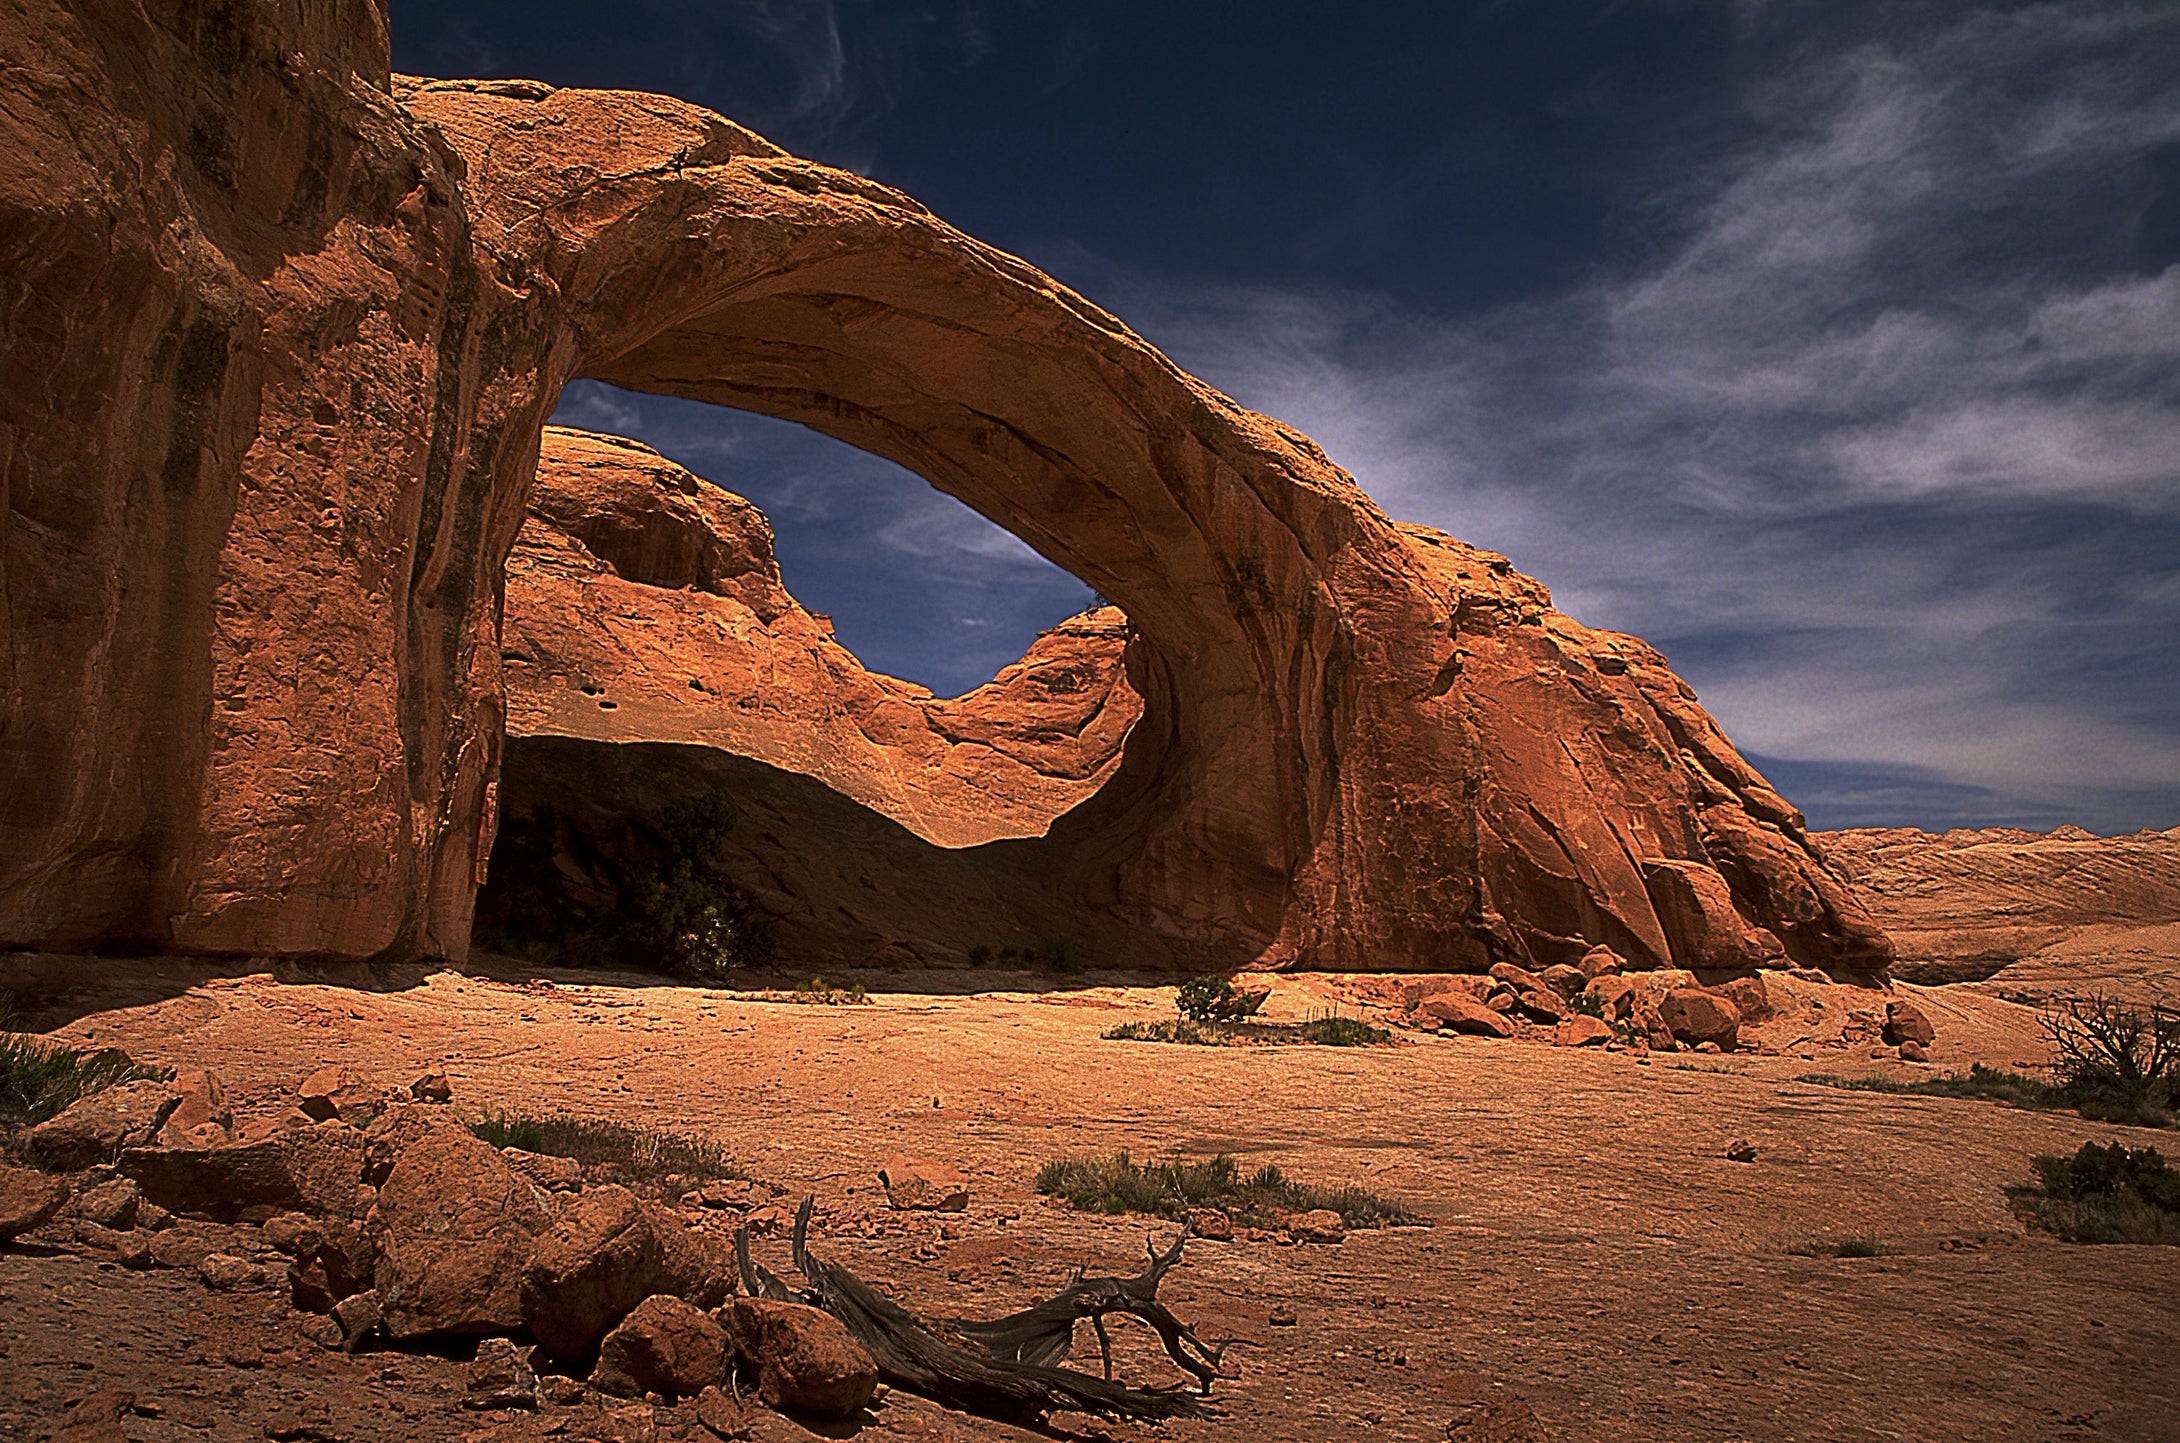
(0, 2), (1891, 974)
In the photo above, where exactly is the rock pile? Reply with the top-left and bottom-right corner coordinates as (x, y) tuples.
(6, 1064), (880, 1425)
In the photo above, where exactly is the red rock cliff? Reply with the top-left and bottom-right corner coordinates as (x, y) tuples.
(0, 0), (1891, 974)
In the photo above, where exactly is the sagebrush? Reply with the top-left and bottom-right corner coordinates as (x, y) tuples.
(1035, 1149), (1422, 1230)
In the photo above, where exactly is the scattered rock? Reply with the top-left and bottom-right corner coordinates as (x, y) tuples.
(879, 1157), (969, 1211)
(641, 1199), (734, 1308)
(1726, 1141), (1758, 1163)
(331, 1291), (383, 1351)
(409, 1072), (453, 1103)
(76, 1175), (141, 1230)
(724, 1297), (879, 1418)
(694, 1384), (751, 1440)
(156, 1069), (235, 1147)
(1658, 988), (1741, 1051)
(53, 1387), (135, 1443)
(287, 1218), (375, 1312)
(1883, 999), (1937, 1047)
(297, 1066), (395, 1127)
(197, 1251), (277, 1292)
(502, 1147), (582, 1191)
(1446, 1397), (1548, 1442)
(1513, 987), (1567, 1023)
(1553, 1016), (1613, 1047)
(1268, 1304), (1298, 1326)
(1584, 975), (1638, 1021)
(1186, 1206), (1233, 1241)
(1289, 1209), (1346, 1244)
(0, 1164), (71, 1239)
(693, 1179), (770, 1210)
(30, 1079), (180, 1169)
(464, 1336), (541, 1411)
(1420, 994), (1516, 1039)
(1899, 1040), (1930, 1063)
(261, 1211), (317, 1255)
(147, 1221), (246, 1271)
(595, 1294), (729, 1399)
(373, 1123), (551, 1339)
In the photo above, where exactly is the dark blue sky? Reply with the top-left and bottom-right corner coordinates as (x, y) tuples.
(394, 2), (2180, 834)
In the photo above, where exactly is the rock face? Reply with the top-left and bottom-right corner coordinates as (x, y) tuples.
(1818, 826), (2180, 988)
(0, 2), (1892, 976)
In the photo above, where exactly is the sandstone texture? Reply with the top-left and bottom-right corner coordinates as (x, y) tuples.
(0, 0), (1890, 976)
(1818, 826), (2180, 991)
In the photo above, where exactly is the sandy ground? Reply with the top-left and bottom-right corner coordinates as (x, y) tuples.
(3, 955), (2177, 1443)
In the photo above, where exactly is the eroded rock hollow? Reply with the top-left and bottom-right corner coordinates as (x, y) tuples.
(0, 0), (1893, 974)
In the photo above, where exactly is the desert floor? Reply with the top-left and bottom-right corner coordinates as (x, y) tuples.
(3, 955), (2176, 1443)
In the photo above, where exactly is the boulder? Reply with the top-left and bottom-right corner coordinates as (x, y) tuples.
(1420, 994), (1516, 1039)
(520, 1185), (668, 1359)
(1513, 988), (1566, 1024)
(1584, 975), (1638, 1021)
(361, 1104), (442, 1187)
(121, 1121), (368, 1221)
(30, 1080), (179, 1169)
(1578, 946), (1626, 980)
(724, 1298), (879, 1419)
(1883, 999), (1936, 1047)
(1187, 1206), (1233, 1241)
(0, 1164), (70, 1239)
(879, 1157), (969, 1211)
(1718, 974), (1776, 1025)
(297, 1066), (394, 1127)
(1554, 1016), (1613, 1047)
(372, 1124), (551, 1339)
(1537, 964), (1587, 999)
(503, 1148), (582, 1191)
(148, 1222), (246, 1272)
(410, 1073), (454, 1104)
(1288, 1209), (1346, 1244)
(331, 1291), (383, 1352)
(1487, 963), (1546, 993)
(287, 1219), (376, 1313)
(197, 1252), (278, 1292)
(1899, 1040), (1930, 1063)
(594, 1295), (728, 1399)
(641, 1200), (734, 1308)
(1658, 988), (1741, 1051)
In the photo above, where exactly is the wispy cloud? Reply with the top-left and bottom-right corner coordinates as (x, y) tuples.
(1067, 1), (2180, 832)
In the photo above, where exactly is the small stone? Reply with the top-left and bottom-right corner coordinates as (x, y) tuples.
(331, 1290), (382, 1351)
(1694, 1040), (1723, 1054)
(261, 1211), (318, 1255)
(878, 1157), (969, 1211)
(77, 1176), (141, 1230)
(464, 1336), (540, 1411)
(1899, 1040), (1930, 1063)
(1268, 1304), (1298, 1326)
(1186, 1206), (1233, 1241)
(541, 1375), (588, 1406)
(0, 1164), (71, 1240)
(1446, 1397), (1548, 1442)
(409, 1072), (453, 1103)
(1726, 1141), (1758, 1163)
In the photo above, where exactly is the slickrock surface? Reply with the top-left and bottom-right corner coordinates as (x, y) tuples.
(2, 0), (1888, 976)
(506, 427), (1138, 849)
(1819, 826), (2180, 996)
(2, 956), (2175, 1441)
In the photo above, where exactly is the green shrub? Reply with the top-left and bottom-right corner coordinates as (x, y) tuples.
(1102, 1018), (1224, 1045)
(1298, 1014), (1390, 1047)
(2013, 1141), (2180, 1245)
(0, 997), (164, 1129)
(1176, 975), (1270, 1024)
(1034, 1149), (1422, 1230)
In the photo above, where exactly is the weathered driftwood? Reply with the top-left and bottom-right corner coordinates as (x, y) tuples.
(733, 1198), (1224, 1423)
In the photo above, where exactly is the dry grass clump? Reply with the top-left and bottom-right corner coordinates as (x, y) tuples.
(1034, 1149), (1422, 1230)
(470, 1112), (746, 1199)
(0, 996), (164, 1130)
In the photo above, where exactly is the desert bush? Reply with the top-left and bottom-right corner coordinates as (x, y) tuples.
(1298, 1014), (1391, 1047)
(2012, 1141), (2180, 1245)
(2040, 994), (2178, 1126)
(0, 997), (164, 1128)
(470, 1111), (746, 1200)
(1175, 975), (1270, 1024)
(1787, 1236), (1889, 1258)
(1034, 1149), (1422, 1230)
(474, 790), (772, 979)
